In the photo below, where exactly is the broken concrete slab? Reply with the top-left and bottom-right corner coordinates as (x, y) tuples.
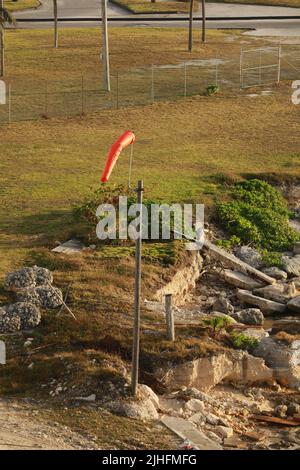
(231, 308), (264, 326)
(287, 296), (300, 314)
(262, 267), (287, 281)
(254, 283), (297, 304)
(271, 317), (300, 335)
(161, 416), (222, 450)
(222, 270), (264, 290)
(282, 255), (300, 277)
(236, 289), (286, 315)
(155, 351), (274, 392)
(293, 242), (300, 255)
(52, 239), (85, 255)
(203, 241), (276, 285)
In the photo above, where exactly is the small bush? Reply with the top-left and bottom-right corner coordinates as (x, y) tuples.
(216, 179), (299, 251)
(206, 84), (220, 96)
(261, 250), (283, 268)
(230, 332), (259, 351)
(203, 316), (234, 338)
(216, 235), (241, 251)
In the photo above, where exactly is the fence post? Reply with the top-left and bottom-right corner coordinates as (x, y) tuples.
(116, 71), (119, 109)
(277, 41), (282, 84)
(240, 48), (243, 89)
(151, 65), (154, 103)
(8, 82), (11, 125)
(184, 62), (187, 98)
(45, 80), (48, 117)
(165, 294), (175, 342)
(81, 75), (84, 115)
(215, 54), (219, 87)
(259, 48), (262, 86)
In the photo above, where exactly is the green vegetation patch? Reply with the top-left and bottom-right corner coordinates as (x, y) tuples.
(216, 179), (299, 252)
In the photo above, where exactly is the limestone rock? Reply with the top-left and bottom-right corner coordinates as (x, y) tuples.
(4, 303), (41, 329)
(262, 267), (288, 281)
(107, 398), (159, 421)
(205, 413), (220, 425)
(234, 246), (263, 269)
(231, 308), (264, 326)
(0, 307), (21, 333)
(5, 266), (53, 292)
(253, 337), (300, 389)
(16, 286), (63, 309)
(215, 425), (233, 439)
(287, 296), (300, 314)
(272, 318), (300, 335)
(138, 384), (160, 408)
(282, 255), (300, 277)
(212, 297), (234, 315)
(209, 312), (237, 323)
(155, 351), (274, 392)
(254, 283), (297, 304)
(287, 403), (300, 416)
(222, 270), (263, 290)
(274, 405), (287, 418)
(236, 289), (286, 315)
(293, 242), (300, 255)
(184, 399), (205, 414)
(189, 412), (206, 426)
(155, 252), (203, 304)
(161, 416), (222, 450)
(240, 328), (269, 341)
(203, 241), (276, 285)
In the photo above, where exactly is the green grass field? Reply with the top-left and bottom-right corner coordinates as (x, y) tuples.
(4, 0), (40, 12)
(111, 0), (198, 14)
(212, 0), (300, 7)
(109, 0), (300, 13)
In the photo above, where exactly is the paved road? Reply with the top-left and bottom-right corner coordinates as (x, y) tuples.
(13, 0), (300, 36)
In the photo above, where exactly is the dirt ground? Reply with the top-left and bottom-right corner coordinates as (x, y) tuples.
(0, 399), (98, 450)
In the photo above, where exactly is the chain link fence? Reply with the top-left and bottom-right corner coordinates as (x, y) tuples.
(0, 43), (300, 125)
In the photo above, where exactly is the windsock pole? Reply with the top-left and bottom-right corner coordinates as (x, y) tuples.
(131, 180), (143, 397)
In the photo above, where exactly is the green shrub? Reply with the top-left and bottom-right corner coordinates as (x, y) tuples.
(230, 332), (259, 351)
(203, 316), (234, 338)
(216, 235), (241, 251)
(216, 179), (299, 251)
(74, 184), (186, 245)
(206, 84), (220, 96)
(261, 250), (283, 268)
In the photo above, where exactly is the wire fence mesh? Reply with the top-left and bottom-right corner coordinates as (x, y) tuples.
(1, 42), (300, 125)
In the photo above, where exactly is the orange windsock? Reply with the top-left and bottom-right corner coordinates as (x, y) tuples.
(101, 131), (136, 183)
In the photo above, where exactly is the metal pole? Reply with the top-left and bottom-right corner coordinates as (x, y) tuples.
(277, 41), (282, 84)
(259, 48), (262, 86)
(201, 0), (206, 43)
(240, 48), (243, 89)
(116, 71), (119, 108)
(131, 180), (144, 397)
(188, 0), (194, 52)
(53, 0), (58, 48)
(81, 75), (84, 115)
(184, 62), (187, 98)
(101, 0), (111, 92)
(151, 65), (154, 102)
(0, 0), (4, 77)
(8, 82), (11, 124)
(215, 53), (219, 86)
(165, 294), (175, 342)
(45, 80), (48, 116)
